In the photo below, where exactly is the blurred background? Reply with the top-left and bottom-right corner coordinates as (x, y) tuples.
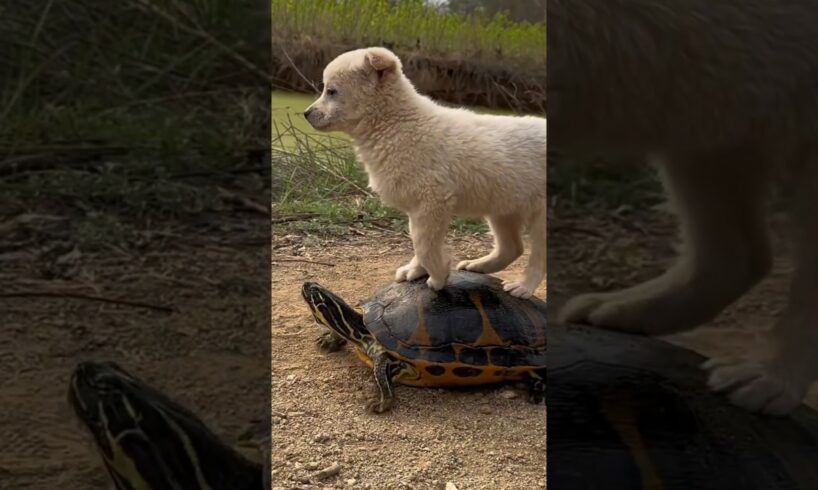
(1, 2), (271, 488)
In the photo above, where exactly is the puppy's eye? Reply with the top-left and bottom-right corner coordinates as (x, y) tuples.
(326, 88), (338, 96)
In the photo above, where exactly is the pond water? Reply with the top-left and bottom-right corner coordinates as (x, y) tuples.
(272, 90), (522, 147)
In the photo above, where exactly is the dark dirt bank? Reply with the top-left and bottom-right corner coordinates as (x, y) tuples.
(272, 39), (545, 114)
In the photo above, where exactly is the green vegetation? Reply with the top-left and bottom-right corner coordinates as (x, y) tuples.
(547, 159), (664, 212)
(2, 2), (269, 248)
(271, 0), (545, 64)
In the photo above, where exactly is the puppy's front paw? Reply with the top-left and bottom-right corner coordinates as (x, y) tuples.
(703, 358), (805, 416)
(557, 293), (608, 324)
(557, 289), (686, 335)
(395, 263), (427, 282)
(426, 275), (447, 291)
(502, 280), (534, 299)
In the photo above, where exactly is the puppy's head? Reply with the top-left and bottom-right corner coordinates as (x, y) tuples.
(304, 47), (405, 132)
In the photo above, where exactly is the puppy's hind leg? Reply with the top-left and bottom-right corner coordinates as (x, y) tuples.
(503, 205), (546, 299)
(457, 214), (524, 274)
(559, 150), (772, 334)
(706, 148), (818, 415)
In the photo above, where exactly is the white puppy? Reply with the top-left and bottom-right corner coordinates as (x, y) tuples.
(304, 47), (546, 298)
(549, 0), (818, 415)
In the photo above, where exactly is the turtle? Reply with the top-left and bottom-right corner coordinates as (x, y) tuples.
(68, 360), (269, 490)
(549, 322), (818, 489)
(301, 270), (547, 413)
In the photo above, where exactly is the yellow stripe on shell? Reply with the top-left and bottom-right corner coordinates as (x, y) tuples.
(468, 291), (505, 346)
(602, 390), (665, 490)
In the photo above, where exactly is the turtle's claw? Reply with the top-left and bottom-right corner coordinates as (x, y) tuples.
(527, 390), (545, 405)
(316, 332), (347, 352)
(366, 397), (393, 414)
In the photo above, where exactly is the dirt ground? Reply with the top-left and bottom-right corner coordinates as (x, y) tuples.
(6, 198), (813, 489)
(0, 213), (270, 488)
(271, 228), (547, 490)
(548, 205), (818, 410)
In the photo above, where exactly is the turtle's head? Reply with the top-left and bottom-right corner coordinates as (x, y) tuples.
(68, 361), (262, 490)
(302, 282), (369, 344)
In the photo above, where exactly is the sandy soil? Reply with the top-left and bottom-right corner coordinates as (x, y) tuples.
(8, 199), (809, 489)
(271, 228), (547, 490)
(0, 214), (270, 488)
(548, 206), (818, 410)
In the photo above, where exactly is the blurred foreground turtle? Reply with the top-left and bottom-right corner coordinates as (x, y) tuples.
(549, 324), (818, 489)
(302, 270), (547, 412)
(69, 361), (269, 490)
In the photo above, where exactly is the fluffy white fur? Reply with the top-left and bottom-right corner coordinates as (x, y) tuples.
(304, 47), (547, 298)
(550, 0), (818, 415)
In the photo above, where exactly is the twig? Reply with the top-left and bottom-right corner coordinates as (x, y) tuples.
(0, 146), (137, 177)
(367, 221), (410, 238)
(549, 224), (605, 238)
(129, 0), (272, 85)
(0, 144), (142, 154)
(170, 164), (269, 179)
(0, 292), (175, 313)
(96, 87), (257, 115)
(271, 213), (317, 224)
(217, 187), (270, 216)
(279, 46), (320, 94)
(273, 258), (335, 267)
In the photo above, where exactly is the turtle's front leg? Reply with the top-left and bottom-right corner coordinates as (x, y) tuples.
(526, 368), (546, 404)
(366, 353), (401, 413)
(316, 331), (347, 352)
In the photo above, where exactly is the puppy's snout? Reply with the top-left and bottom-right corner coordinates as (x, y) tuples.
(303, 107), (314, 119)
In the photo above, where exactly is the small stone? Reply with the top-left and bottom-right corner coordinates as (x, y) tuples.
(314, 433), (332, 443)
(286, 374), (297, 384)
(479, 406), (492, 414)
(500, 389), (519, 399)
(446, 483), (459, 490)
(346, 478), (357, 486)
(305, 461), (320, 470)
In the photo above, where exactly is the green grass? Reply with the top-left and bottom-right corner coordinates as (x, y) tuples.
(2, 2), (270, 249)
(271, 0), (545, 66)
(547, 157), (664, 212)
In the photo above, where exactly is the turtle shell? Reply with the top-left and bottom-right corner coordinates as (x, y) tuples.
(548, 323), (818, 489)
(361, 270), (546, 368)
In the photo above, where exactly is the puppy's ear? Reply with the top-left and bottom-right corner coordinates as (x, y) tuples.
(364, 47), (401, 81)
